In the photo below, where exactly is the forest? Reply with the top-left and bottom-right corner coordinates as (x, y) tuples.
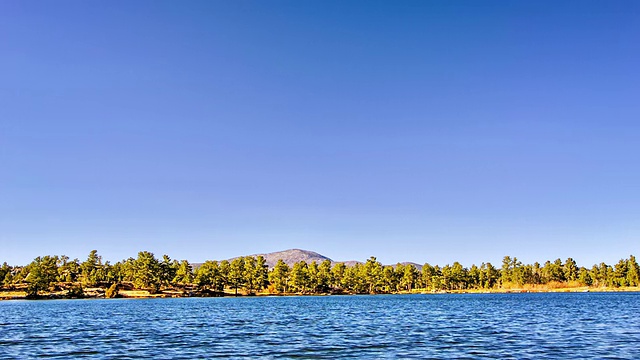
(1, 250), (638, 298)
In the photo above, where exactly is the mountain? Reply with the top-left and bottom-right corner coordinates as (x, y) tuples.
(194, 249), (422, 270)
(241, 249), (333, 268)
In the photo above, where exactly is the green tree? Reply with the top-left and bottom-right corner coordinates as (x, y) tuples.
(343, 263), (363, 293)
(219, 260), (230, 289)
(421, 263), (437, 290)
(331, 263), (347, 290)
(307, 261), (320, 293)
(552, 258), (566, 282)
(597, 262), (614, 287)
(578, 267), (593, 286)
(468, 265), (481, 289)
(291, 261), (310, 293)
(0, 262), (9, 285)
(1, 263), (13, 288)
(442, 262), (468, 290)
(269, 259), (290, 293)
(501, 256), (514, 285)
(501, 257), (525, 286)
(627, 255), (639, 286)
(542, 259), (565, 283)
(400, 264), (419, 292)
(118, 257), (136, 283)
(243, 257), (259, 294)
(81, 250), (103, 286)
(381, 265), (397, 293)
(55, 256), (79, 283)
(614, 259), (628, 286)
(229, 257), (245, 295)
(481, 262), (499, 289)
(159, 255), (177, 286)
(431, 265), (444, 290)
(510, 264), (523, 286)
(195, 260), (225, 292)
(133, 251), (162, 291)
(589, 264), (601, 287)
(531, 262), (542, 285)
(103, 261), (115, 283)
(362, 257), (383, 293)
(563, 258), (578, 282)
(173, 260), (194, 286)
(317, 259), (333, 293)
(331, 263), (346, 290)
(25, 256), (59, 297)
(254, 256), (269, 291)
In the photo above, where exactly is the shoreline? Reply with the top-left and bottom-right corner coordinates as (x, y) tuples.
(2, 286), (639, 301)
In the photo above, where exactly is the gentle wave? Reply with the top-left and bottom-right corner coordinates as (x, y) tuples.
(1, 293), (639, 359)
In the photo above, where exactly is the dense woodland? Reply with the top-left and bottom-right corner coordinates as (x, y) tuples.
(1, 250), (639, 298)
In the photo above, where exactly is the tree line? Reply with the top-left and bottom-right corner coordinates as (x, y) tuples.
(1, 251), (638, 297)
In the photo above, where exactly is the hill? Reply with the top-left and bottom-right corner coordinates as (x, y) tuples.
(228, 249), (422, 270)
(235, 249), (333, 268)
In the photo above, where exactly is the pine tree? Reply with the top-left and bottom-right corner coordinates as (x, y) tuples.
(269, 259), (290, 293)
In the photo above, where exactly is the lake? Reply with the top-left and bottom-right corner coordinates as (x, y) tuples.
(1, 293), (639, 359)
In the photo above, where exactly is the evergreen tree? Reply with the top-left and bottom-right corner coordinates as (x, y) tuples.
(254, 256), (269, 291)
(501, 256), (513, 285)
(362, 257), (383, 293)
(449, 262), (468, 290)
(229, 257), (245, 295)
(81, 250), (103, 286)
(400, 264), (419, 291)
(243, 256), (257, 294)
(421, 263), (436, 290)
(317, 259), (333, 293)
(219, 260), (230, 289)
(468, 265), (481, 289)
(627, 255), (639, 286)
(57, 257), (81, 283)
(195, 260), (225, 291)
(133, 251), (162, 291)
(482, 262), (499, 289)
(159, 255), (177, 286)
(291, 261), (310, 293)
(543, 259), (565, 283)
(307, 261), (320, 293)
(0, 262), (11, 288)
(589, 264), (602, 287)
(330, 262), (346, 291)
(614, 259), (629, 286)
(578, 267), (593, 286)
(173, 260), (194, 286)
(3, 269), (14, 288)
(269, 259), (290, 293)
(5, 248), (639, 296)
(382, 265), (397, 293)
(531, 262), (542, 285)
(563, 258), (578, 282)
(25, 256), (59, 296)
(344, 263), (363, 292)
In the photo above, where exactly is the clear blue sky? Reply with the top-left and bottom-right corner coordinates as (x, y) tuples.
(1, 1), (639, 267)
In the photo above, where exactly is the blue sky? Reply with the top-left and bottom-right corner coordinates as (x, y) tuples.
(1, 1), (639, 267)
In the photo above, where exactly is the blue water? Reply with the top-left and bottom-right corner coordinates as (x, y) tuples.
(1, 293), (639, 359)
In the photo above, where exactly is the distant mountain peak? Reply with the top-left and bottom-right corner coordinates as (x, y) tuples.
(245, 249), (333, 267)
(218, 248), (420, 270)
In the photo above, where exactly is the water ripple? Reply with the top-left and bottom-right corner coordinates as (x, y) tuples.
(0, 293), (639, 358)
